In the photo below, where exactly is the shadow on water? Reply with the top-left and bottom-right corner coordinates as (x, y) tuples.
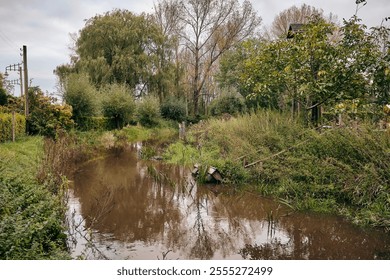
(67, 143), (390, 260)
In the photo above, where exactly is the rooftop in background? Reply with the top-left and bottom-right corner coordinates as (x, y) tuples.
(287, 23), (305, 39)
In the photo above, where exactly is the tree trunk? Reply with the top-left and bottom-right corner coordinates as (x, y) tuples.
(311, 102), (321, 127)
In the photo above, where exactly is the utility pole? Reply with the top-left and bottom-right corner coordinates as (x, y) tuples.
(23, 45), (29, 116)
(19, 66), (23, 97)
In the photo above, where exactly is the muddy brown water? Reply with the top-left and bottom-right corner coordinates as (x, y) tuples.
(67, 143), (390, 260)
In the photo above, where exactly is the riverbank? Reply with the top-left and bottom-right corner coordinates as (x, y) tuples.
(163, 110), (390, 230)
(0, 124), (177, 259)
(1, 115), (388, 259)
(0, 137), (69, 259)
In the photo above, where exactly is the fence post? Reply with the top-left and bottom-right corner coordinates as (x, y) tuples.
(12, 111), (15, 142)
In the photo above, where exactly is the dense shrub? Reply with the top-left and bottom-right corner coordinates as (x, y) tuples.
(137, 96), (161, 127)
(209, 91), (246, 116)
(160, 97), (186, 122)
(101, 84), (136, 129)
(27, 87), (74, 138)
(64, 73), (97, 129)
(83, 116), (109, 131)
(0, 112), (25, 142)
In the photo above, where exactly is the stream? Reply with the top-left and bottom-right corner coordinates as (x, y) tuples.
(66, 143), (390, 260)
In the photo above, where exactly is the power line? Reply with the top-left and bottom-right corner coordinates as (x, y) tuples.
(0, 29), (19, 51)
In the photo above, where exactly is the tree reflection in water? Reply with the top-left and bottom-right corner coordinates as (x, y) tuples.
(69, 145), (390, 260)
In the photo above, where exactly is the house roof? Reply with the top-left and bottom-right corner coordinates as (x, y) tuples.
(287, 23), (305, 38)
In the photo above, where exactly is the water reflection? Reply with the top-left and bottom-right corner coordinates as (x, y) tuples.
(68, 144), (390, 260)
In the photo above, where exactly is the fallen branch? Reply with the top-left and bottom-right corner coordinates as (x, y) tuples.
(244, 139), (310, 168)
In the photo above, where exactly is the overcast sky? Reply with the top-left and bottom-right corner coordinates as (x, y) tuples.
(0, 0), (389, 95)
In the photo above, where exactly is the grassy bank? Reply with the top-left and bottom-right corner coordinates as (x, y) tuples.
(0, 137), (69, 259)
(68, 124), (177, 166)
(163, 110), (390, 230)
(0, 122), (176, 260)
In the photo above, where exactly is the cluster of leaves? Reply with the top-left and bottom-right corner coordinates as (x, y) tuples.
(136, 96), (161, 127)
(27, 87), (74, 138)
(101, 83), (136, 129)
(0, 87), (8, 106)
(57, 9), (177, 101)
(209, 89), (247, 116)
(219, 14), (390, 124)
(63, 74), (97, 130)
(64, 72), (186, 129)
(160, 97), (186, 122)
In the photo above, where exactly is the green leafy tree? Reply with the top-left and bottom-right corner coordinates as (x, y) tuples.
(371, 21), (390, 106)
(221, 12), (386, 125)
(101, 83), (136, 129)
(63, 73), (97, 129)
(73, 9), (175, 100)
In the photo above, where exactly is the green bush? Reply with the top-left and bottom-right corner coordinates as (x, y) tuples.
(101, 84), (136, 129)
(83, 116), (109, 131)
(137, 96), (161, 127)
(27, 87), (74, 138)
(64, 73), (97, 129)
(0, 112), (26, 142)
(209, 91), (246, 117)
(160, 97), (187, 122)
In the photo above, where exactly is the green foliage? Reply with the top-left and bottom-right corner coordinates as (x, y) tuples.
(74, 9), (176, 98)
(120, 125), (151, 143)
(136, 96), (161, 127)
(0, 88), (8, 106)
(209, 90), (247, 116)
(101, 83), (136, 129)
(169, 110), (390, 229)
(219, 14), (390, 124)
(82, 116), (109, 131)
(64, 73), (97, 129)
(160, 97), (186, 122)
(0, 112), (25, 142)
(0, 137), (69, 259)
(163, 141), (200, 166)
(27, 87), (74, 138)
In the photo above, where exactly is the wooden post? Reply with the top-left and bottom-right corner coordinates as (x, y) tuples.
(23, 45), (29, 117)
(12, 111), (15, 142)
(179, 121), (186, 141)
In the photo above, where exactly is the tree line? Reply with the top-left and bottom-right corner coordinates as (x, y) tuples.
(2, 0), (389, 135)
(54, 0), (261, 126)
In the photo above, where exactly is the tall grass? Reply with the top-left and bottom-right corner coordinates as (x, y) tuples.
(164, 110), (390, 229)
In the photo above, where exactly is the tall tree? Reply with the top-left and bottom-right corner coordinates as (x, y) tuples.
(72, 9), (174, 99)
(157, 0), (261, 115)
(152, 0), (183, 101)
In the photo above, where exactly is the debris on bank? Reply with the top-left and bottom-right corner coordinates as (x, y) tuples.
(191, 164), (223, 183)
